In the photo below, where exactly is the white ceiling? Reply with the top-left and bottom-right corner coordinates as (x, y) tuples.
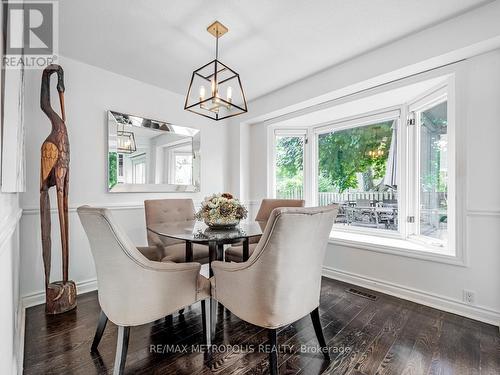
(59, 0), (491, 101)
(274, 76), (449, 128)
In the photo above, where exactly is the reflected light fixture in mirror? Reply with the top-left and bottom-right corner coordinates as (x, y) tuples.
(117, 127), (137, 154)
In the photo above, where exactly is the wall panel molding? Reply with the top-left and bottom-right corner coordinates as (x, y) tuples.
(0, 208), (22, 254)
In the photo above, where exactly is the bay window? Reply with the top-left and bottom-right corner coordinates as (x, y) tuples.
(315, 115), (399, 233)
(269, 81), (456, 256)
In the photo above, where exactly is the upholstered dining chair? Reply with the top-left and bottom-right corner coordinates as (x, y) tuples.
(140, 199), (210, 264)
(211, 205), (338, 375)
(225, 198), (305, 262)
(77, 206), (211, 375)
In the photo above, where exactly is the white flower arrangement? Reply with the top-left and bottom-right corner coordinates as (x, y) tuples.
(196, 193), (248, 227)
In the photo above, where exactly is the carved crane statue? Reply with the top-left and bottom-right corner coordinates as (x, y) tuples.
(40, 64), (76, 314)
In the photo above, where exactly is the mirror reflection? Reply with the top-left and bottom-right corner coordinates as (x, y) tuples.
(108, 111), (200, 192)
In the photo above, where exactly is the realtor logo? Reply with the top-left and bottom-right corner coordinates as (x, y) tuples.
(3, 0), (58, 68)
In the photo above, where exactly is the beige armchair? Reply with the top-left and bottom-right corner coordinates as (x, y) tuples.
(211, 205), (338, 375)
(140, 199), (210, 264)
(225, 198), (305, 262)
(77, 206), (211, 375)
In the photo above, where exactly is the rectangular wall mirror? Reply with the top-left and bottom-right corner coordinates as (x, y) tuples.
(107, 110), (200, 193)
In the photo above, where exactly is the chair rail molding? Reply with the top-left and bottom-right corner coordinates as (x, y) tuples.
(466, 208), (500, 217)
(22, 200), (260, 217)
(22, 202), (145, 215)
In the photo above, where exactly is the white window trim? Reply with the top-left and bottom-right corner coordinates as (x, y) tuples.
(407, 83), (456, 253)
(311, 106), (404, 241)
(131, 154), (147, 184)
(156, 138), (193, 184)
(268, 128), (310, 201)
(170, 151), (193, 185)
(328, 231), (465, 267)
(267, 77), (464, 264)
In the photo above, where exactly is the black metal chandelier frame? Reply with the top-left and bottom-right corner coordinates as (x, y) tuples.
(184, 21), (248, 121)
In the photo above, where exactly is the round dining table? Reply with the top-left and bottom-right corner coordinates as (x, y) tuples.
(147, 220), (264, 276)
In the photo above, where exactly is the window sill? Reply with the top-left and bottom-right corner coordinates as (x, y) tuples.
(329, 230), (465, 267)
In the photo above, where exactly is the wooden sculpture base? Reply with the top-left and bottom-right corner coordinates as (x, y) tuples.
(45, 281), (77, 314)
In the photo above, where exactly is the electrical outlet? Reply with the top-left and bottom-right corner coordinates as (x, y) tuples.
(463, 289), (475, 305)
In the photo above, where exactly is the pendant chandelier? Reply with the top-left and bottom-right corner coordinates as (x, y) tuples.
(184, 21), (247, 121)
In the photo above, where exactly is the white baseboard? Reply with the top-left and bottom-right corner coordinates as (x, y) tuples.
(322, 265), (500, 327)
(14, 300), (25, 375)
(21, 278), (98, 309)
(17, 278), (97, 374)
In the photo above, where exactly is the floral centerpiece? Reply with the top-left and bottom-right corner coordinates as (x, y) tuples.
(196, 193), (248, 229)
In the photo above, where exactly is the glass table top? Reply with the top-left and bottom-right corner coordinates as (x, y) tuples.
(147, 220), (264, 243)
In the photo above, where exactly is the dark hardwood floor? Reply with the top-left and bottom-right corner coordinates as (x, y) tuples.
(23, 278), (499, 374)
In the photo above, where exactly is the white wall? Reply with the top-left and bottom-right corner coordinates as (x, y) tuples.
(0, 193), (22, 375)
(0, 5), (23, 373)
(237, 50), (500, 325)
(223, 2), (500, 326)
(227, 0), (500, 199)
(19, 56), (228, 302)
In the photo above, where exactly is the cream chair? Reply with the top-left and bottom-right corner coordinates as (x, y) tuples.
(211, 205), (338, 375)
(77, 206), (211, 375)
(140, 199), (210, 264)
(225, 198), (305, 262)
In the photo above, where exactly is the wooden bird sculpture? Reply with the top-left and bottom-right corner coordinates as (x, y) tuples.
(40, 64), (76, 314)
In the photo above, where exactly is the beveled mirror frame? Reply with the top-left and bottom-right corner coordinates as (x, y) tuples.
(107, 110), (201, 193)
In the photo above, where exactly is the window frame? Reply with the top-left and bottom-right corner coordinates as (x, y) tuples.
(268, 128), (310, 201)
(407, 84), (455, 252)
(131, 154), (147, 184)
(267, 79), (460, 260)
(170, 151), (193, 185)
(311, 107), (405, 240)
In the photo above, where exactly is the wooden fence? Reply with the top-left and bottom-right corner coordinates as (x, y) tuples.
(277, 188), (397, 205)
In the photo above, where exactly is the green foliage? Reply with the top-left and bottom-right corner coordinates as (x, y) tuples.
(318, 173), (335, 192)
(274, 122), (394, 195)
(317, 121), (393, 192)
(275, 137), (304, 194)
(108, 152), (117, 189)
(420, 112), (448, 194)
(276, 137), (303, 178)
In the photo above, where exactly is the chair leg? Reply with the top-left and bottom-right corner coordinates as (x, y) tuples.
(310, 307), (330, 361)
(165, 314), (173, 325)
(113, 326), (130, 375)
(201, 299), (211, 347)
(91, 310), (108, 352)
(210, 298), (217, 337)
(268, 328), (278, 375)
